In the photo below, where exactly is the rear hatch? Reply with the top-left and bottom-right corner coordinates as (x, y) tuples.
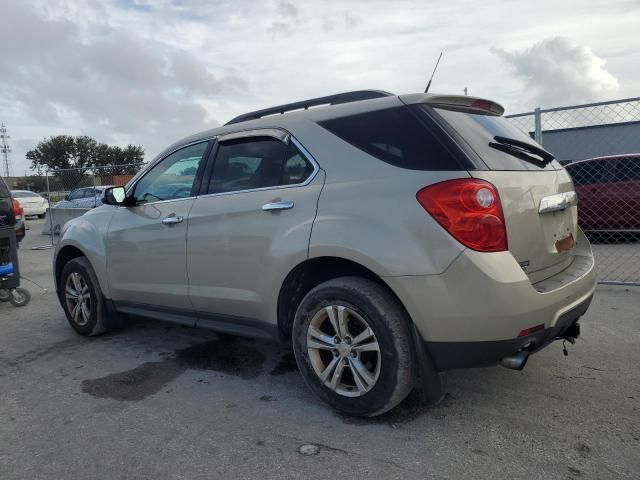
(430, 104), (578, 283)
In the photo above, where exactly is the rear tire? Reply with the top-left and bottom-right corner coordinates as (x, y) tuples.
(292, 276), (416, 417)
(59, 257), (123, 336)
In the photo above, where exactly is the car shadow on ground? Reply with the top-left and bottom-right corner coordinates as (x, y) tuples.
(69, 315), (514, 426)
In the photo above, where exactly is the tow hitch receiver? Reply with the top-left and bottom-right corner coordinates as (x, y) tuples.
(559, 322), (581, 342)
(558, 322), (580, 356)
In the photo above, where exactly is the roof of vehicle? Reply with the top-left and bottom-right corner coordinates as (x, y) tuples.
(151, 90), (504, 167)
(72, 185), (113, 191)
(10, 190), (38, 194)
(566, 152), (640, 168)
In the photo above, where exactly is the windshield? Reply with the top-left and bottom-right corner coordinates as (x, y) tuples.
(433, 107), (561, 171)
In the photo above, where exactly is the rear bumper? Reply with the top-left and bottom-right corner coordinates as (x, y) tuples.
(426, 293), (591, 370)
(384, 228), (596, 370)
(22, 206), (46, 215)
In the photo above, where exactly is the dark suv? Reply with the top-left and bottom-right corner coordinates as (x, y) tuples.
(0, 176), (25, 242)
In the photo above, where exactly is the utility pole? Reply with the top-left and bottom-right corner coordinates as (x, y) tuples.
(0, 123), (12, 178)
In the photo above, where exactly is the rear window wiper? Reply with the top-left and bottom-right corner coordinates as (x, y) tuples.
(488, 135), (554, 168)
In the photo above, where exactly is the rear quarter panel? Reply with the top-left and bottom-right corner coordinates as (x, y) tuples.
(292, 121), (468, 276)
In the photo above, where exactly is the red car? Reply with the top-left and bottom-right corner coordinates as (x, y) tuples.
(565, 154), (640, 235)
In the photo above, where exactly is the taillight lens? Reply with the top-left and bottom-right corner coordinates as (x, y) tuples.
(12, 199), (22, 220)
(416, 179), (508, 252)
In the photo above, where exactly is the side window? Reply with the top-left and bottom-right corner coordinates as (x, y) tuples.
(615, 158), (640, 182)
(133, 142), (209, 203)
(318, 106), (463, 170)
(630, 158), (640, 181)
(283, 153), (314, 184)
(574, 160), (604, 185)
(83, 188), (97, 198)
(69, 189), (84, 200)
(567, 164), (585, 185)
(207, 138), (314, 194)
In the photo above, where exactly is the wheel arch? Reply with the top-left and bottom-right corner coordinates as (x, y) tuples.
(277, 255), (445, 405)
(54, 245), (87, 292)
(276, 256), (413, 343)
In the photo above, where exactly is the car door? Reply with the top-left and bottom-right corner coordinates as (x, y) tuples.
(106, 140), (211, 323)
(187, 131), (324, 335)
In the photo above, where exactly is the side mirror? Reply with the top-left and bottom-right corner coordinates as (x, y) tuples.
(103, 186), (128, 206)
(64, 194), (70, 201)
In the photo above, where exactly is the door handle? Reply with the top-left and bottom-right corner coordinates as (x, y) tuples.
(162, 215), (184, 225)
(262, 200), (294, 212)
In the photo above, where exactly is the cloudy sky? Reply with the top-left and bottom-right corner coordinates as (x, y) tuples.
(1, 0), (639, 175)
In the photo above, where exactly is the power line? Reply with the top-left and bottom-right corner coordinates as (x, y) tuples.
(0, 123), (13, 177)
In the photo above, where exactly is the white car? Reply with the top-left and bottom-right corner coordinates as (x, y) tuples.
(10, 190), (49, 218)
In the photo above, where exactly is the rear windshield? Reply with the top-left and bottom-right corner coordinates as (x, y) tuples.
(11, 191), (40, 198)
(0, 177), (10, 198)
(318, 106), (469, 170)
(433, 107), (561, 171)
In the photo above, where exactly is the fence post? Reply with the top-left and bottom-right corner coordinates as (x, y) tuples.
(46, 170), (53, 246)
(92, 166), (97, 208)
(32, 169), (55, 250)
(534, 107), (542, 145)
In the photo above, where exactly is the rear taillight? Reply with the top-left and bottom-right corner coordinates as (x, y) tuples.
(11, 199), (22, 220)
(416, 179), (508, 252)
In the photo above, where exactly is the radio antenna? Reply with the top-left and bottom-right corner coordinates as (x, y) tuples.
(424, 52), (443, 93)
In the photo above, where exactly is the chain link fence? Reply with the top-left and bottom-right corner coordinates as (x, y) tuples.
(507, 97), (640, 285)
(36, 163), (145, 248)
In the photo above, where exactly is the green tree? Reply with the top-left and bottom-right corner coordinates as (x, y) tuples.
(26, 136), (145, 175)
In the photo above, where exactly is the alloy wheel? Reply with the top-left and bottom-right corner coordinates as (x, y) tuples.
(65, 272), (91, 326)
(306, 305), (381, 397)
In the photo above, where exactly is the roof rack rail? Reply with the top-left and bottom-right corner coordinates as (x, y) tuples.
(225, 90), (394, 125)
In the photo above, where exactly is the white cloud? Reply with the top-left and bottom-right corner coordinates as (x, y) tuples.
(0, 0), (638, 175)
(492, 37), (620, 108)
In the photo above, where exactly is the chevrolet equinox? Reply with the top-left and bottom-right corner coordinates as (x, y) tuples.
(54, 91), (596, 416)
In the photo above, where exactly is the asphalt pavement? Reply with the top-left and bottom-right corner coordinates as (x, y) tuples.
(1, 219), (639, 479)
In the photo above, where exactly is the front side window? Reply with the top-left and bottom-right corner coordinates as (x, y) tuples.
(207, 138), (314, 194)
(133, 142), (209, 203)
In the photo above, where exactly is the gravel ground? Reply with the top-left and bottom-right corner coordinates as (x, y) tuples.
(1, 219), (639, 479)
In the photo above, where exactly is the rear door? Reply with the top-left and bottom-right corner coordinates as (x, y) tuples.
(187, 132), (323, 331)
(432, 106), (578, 282)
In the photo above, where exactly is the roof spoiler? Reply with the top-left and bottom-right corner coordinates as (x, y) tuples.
(401, 93), (505, 116)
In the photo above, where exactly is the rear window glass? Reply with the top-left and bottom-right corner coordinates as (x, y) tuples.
(318, 106), (465, 170)
(434, 107), (561, 171)
(11, 191), (40, 198)
(0, 177), (9, 198)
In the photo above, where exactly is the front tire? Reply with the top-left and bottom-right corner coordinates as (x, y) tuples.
(292, 277), (416, 417)
(59, 257), (110, 336)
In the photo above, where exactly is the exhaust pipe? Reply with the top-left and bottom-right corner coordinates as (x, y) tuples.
(499, 351), (529, 370)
